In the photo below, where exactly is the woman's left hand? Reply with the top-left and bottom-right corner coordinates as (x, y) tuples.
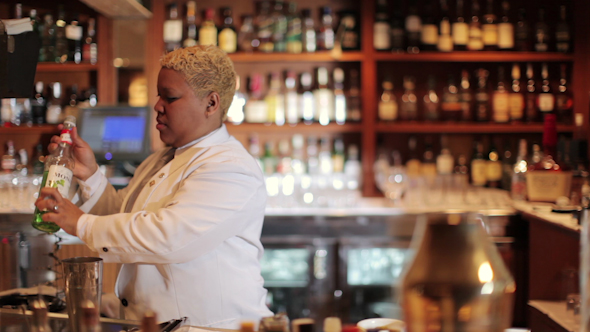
(35, 187), (84, 236)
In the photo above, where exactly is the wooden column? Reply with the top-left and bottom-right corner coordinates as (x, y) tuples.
(97, 15), (117, 105)
(146, 0), (166, 152)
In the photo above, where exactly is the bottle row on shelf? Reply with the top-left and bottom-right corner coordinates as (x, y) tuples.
(1, 82), (97, 127)
(6, 3), (98, 64)
(378, 62), (573, 124)
(374, 0), (571, 53)
(164, 0), (359, 53)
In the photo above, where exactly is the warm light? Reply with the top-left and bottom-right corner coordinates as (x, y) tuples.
(266, 177), (279, 197)
(481, 282), (494, 295)
(282, 175), (295, 196)
(303, 192), (314, 204)
(478, 262), (494, 283)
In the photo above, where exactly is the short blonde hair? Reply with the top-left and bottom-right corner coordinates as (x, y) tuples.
(160, 45), (236, 119)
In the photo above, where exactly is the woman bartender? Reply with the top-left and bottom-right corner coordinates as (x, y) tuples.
(35, 45), (273, 328)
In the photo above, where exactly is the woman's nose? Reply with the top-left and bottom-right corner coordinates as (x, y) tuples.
(154, 98), (164, 112)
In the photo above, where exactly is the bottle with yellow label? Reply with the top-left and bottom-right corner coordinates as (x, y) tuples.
(218, 7), (237, 53)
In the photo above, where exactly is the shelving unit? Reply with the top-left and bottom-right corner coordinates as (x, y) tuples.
(144, 0), (590, 198)
(36, 63), (98, 73)
(0, 125), (60, 135)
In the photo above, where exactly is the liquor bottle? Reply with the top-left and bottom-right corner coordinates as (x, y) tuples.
(423, 75), (440, 121)
(437, 148), (455, 175)
(31, 82), (46, 125)
(555, 6), (571, 53)
(525, 63), (538, 122)
(256, 1), (274, 52)
(238, 15), (256, 52)
(319, 136), (334, 175)
(481, 0), (498, 51)
(65, 14), (83, 64)
(285, 2), (302, 53)
(537, 63), (555, 115)
(32, 116), (76, 233)
(514, 8), (531, 52)
(406, 136), (422, 178)
(271, 0), (287, 52)
(471, 141), (487, 186)
(422, 139), (438, 177)
(199, 8), (218, 46)
(244, 74), (268, 123)
(379, 77), (398, 121)
(454, 154), (469, 175)
(333, 68), (347, 125)
(452, 0), (469, 50)
(400, 76), (418, 121)
(307, 136), (320, 175)
(263, 141), (277, 175)
(218, 7), (237, 53)
(497, 1), (514, 50)
(347, 69), (362, 122)
(405, 6), (422, 53)
(344, 144), (362, 190)
(248, 134), (263, 170)
(420, 3), (438, 51)
(509, 63), (525, 122)
(183, 1), (198, 47)
(556, 64), (573, 124)
(82, 18), (97, 64)
(64, 84), (80, 119)
(474, 68), (490, 122)
(492, 66), (510, 123)
(391, 4), (405, 52)
(265, 72), (285, 126)
(437, 0), (453, 52)
(276, 139), (292, 174)
(301, 9), (316, 52)
(459, 69), (472, 121)
(314, 67), (334, 125)
(31, 298), (52, 332)
(227, 76), (246, 124)
(300, 72), (315, 124)
(333, 138), (345, 173)
(534, 8), (549, 52)
(54, 5), (68, 63)
(467, 0), (483, 51)
(1, 140), (17, 173)
(291, 134), (306, 175)
(486, 140), (503, 188)
(40, 14), (56, 62)
(441, 74), (462, 121)
(374, 0), (391, 50)
(284, 71), (299, 125)
(511, 138), (528, 200)
(318, 7), (335, 50)
(46, 82), (63, 124)
(30, 9), (41, 35)
(14, 3), (22, 19)
(340, 11), (359, 50)
(163, 3), (183, 52)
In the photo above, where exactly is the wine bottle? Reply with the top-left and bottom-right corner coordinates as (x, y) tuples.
(400, 76), (418, 121)
(32, 116), (76, 233)
(474, 68), (490, 122)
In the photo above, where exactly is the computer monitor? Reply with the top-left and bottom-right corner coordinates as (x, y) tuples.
(77, 106), (151, 164)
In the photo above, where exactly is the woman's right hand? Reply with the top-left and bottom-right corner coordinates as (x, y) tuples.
(49, 126), (98, 181)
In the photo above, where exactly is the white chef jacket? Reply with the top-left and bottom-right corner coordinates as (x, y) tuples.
(73, 124), (273, 328)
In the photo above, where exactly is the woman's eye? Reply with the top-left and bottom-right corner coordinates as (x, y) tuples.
(167, 97), (179, 103)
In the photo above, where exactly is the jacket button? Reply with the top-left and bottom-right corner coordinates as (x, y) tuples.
(102, 247), (108, 252)
(121, 299), (128, 307)
(159, 173), (165, 178)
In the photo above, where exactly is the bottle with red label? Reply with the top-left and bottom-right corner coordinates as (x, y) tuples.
(32, 115), (76, 233)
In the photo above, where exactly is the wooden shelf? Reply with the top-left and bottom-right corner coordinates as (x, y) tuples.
(375, 122), (577, 134)
(0, 125), (60, 135)
(228, 51), (364, 63)
(226, 122), (364, 134)
(36, 63), (98, 73)
(373, 51), (574, 62)
(80, 0), (152, 19)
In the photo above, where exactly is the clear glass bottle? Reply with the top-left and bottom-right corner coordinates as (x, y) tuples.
(481, 0), (498, 51)
(534, 7), (549, 52)
(400, 76), (418, 121)
(227, 76), (246, 125)
(285, 2), (302, 53)
(555, 5), (571, 53)
(509, 63), (525, 122)
(333, 68), (347, 125)
(46, 82), (63, 124)
(163, 2), (183, 52)
(301, 9), (316, 52)
(300, 72), (315, 124)
(199, 8), (218, 46)
(423, 75), (440, 121)
(284, 71), (299, 125)
(492, 66), (510, 123)
(32, 116), (76, 233)
(271, 0), (287, 52)
(467, 0), (483, 51)
(256, 1), (274, 52)
(452, 0), (469, 50)
(497, 1), (514, 50)
(379, 78), (398, 121)
(318, 7), (335, 50)
(374, 0), (391, 50)
(238, 15), (256, 52)
(314, 67), (334, 125)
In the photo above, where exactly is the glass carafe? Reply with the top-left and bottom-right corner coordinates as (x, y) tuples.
(401, 213), (515, 332)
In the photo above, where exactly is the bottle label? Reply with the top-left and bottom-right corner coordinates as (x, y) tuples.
(482, 24), (498, 45)
(467, 27), (483, 50)
(163, 20), (183, 43)
(526, 171), (572, 202)
(509, 93), (525, 120)
(486, 160), (503, 181)
(244, 100), (269, 123)
(379, 101), (398, 121)
(492, 93), (510, 122)
(421, 24), (439, 45)
(374, 22), (391, 49)
(471, 160), (487, 186)
(60, 129), (73, 145)
(65, 25), (83, 40)
(538, 93), (555, 112)
(199, 26), (218, 46)
(405, 16), (422, 32)
(46, 164), (73, 198)
(497, 23), (514, 49)
(219, 28), (237, 53)
(1, 158), (16, 171)
(452, 22), (469, 45)
(437, 35), (453, 52)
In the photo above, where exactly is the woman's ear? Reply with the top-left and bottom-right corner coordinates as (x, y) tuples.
(205, 92), (221, 118)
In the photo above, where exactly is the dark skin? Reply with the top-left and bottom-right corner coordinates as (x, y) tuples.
(35, 67), (223, 236)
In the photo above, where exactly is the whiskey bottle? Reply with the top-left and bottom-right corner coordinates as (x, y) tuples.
(525, 63), (539, 122)
(486, 141), (503, 188)
(32, 116), (76, 233)
(82, 18), (97, 64)
(467, 0), (483, 51)
(285, 2), (302, 53)
(537, 63), (555, 115)
(244, 74), (268, 123)
(459, 69), (472, 121)
(379, 78), (398, 121)
(534, 8), (549, 52)
(256, 1), (274, 52)
(555, 6), (571, 53)
(271, 1), (287, 52)
(497, 1), (514, 50)
(437, 0), (453, 52)
(314, 67), (334, 125)
(474, 68), (490, 122)
(481, 0), (498, 51)
(374, 0), (391, 50)
(421, 3), (439, 51)
(514, 8), (531, 52)
(451, 0), (469, 50)
(406, 136), (422, 177)
(471, 141), (487, 186)
(300, 72), (315, 123)
(65, 14), (83, 64)
(400, 76), (418, 121)
(237, 15), (255, 52)
(347, 69), (362, 122)
(163, 3), (183, 52)
(405, 6), (422, 53)
(556, 64), (573, 124)
(492, 66), (510, 123)
(183, 1), (198, 47)
(391, 4), (405, 52)
(318, 7), (335, 50)
(199, 8), (218, 46)
(511, 138), (528, 200)
(424, 75), (440, 121)
(219, 7), (237, 53)
(301, 9), (316, 52)
(509, 63), (525, 122)
(441, 74), (462, 121)
(265, 72), (285, 126)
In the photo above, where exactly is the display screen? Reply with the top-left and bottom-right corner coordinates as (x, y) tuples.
(347, 247), (409, 286)
(78, 106), (150, 163)
(260, 248), (310, 287)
